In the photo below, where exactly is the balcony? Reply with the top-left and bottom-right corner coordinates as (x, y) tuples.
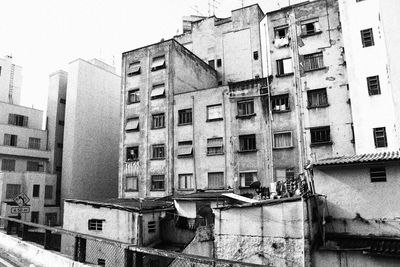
(0, 145), (51, 160)
(124, 161), (140, 177)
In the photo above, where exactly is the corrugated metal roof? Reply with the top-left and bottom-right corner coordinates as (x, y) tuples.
(314, 151), (400, 167)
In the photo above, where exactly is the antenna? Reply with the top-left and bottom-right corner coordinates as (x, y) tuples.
(208, 0), (220, 16)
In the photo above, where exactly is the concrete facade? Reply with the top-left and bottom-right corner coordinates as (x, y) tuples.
(0, 102), (59, 225)
(61, 59), (120, 206)
(338, 0), (400, 154)
(175, 4), (264, 84)
(261, 0), (354, 178)
(0, 56), (22, 105)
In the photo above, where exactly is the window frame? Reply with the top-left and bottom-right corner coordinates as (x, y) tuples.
(127, 89), (140, 104)
(45, 185), (53, 199)
(28, 137), (41, 150)
(273, 131), (294, 149)
(5, 184), (21, 199)
(125, 176), (138, 192)
(177, 141), (193, 158)
(239, 171), (257, 188)
(88, 219), (104, 231)
(1, 159), (16, 171)
(126, 117), (140, 132)
(126, 146), (139, 161)
(361, 28), (375, 48)
(148, 221), (156, 233)
(307, 88), (329, 108)
(4, 134), (17, 147)
(178, 173), (194, 190)
(274, 25), (289, 39)
(207, 172), (224, 189)
(127, 61), (141, 76)
(271, 94), (290, 112)
(367, 76), (381, 96)
(151, 144), (166, 160)
(300, 18), (321, 37)
(151, 55), (166, 72)
(150, 84), (166, 99)
(207, 137), (224, 156)
(151, 175), (165, 191)
(178, 108), (193, 126)
(239, 134), (257, 152)
(33, 184), (40, 198)
(303, 52), (325, 72)
(8, 114), (28, 127)
(370, 167), (386, 182)
(310, 126), (332, 146)
(236, 99), (255, 118)
(276, 57), (293, 77)
(27, 161), (44, 172)
(206, 104), (223, 121)
(373, 127), (387, 148)
(151, 113), (165, 129)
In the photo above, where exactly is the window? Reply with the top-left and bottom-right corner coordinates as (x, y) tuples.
(45, 185), (53, 199)
(128, 89), (140, 104)
(300, 18), (321, 36)
(274, 25), (288, 39)
(307, 88), (328, 108)
(8, 114), (28, 127)
(208, 60), (215, 69)
(45, 213), (57, 226)
(367, 76), (381, 95)
(57, 143), (63, 149)
(31, 212), (39, 224)
(207, 138), (223, 155)
(240, 172), (257, 187)
(179, 174), (193, 190)
(217, 59), (222, 68)
(126, 176), (138, 191)
(207, 104), (222, 121)
(208, 172), (224, 189)
(58, 120), (65, 126)
(271, 94), (290, 112)
(373, 127), (387, 148)
(310, 126), (331, 145)
(273, 132), (293, 148)
(276, 58), (293, 76)
(126, 146), (139, 161)
(370, 167), (386, 182)
(303, 52), (324, 71)
(1, 159), (15, 171)
(151, 56), (166, 71)
(27, 161), (44, 172)
(127, 61), (141, 76)
(148, 221), (156, 233)
(4, 134), (17, 146)
(126, 117), (139, 131)
(97, 259), (106, 266)
(239, 134), (256, 152)
(151, 175), (165, 191)
(237, 100), (255, 117)
(33, 185), (40, 198)
(88, 219), (103, 231)
(59, 98), (66, 104)
(178, 109), (192, 125)
(275, 168), (295, 181)
(253, 51), (259, 60)
(177, 141), (193, 157)
(152, 144), (165, 159)
(5, 184), (21, 199)
(152, 113), (165, 129)
(28, 137), (41, 149)
(361, 28), (374, 47)
(150, 84), (165, 99)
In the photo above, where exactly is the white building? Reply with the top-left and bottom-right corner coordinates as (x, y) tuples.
(338, 0), (400, 153)
(0, 55), (22, 104)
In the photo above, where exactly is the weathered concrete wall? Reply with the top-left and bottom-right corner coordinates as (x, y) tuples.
(314, 250), (400, 267)
(214, 200), (307, 266)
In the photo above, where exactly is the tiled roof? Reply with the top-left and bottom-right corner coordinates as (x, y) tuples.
(324, 233), (400, 257)
(314, 151), (400, 166)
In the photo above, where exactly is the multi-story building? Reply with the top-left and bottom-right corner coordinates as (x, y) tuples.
(49, 59), (121, 210)
(0, 55), (22, 104)
(0, 102), (59, 225)
(338, 0), (400, 154)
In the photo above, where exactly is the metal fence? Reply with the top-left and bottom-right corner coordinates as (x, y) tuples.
(0, 216), (265, 267)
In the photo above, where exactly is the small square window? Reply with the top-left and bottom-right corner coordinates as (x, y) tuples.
(273, 132), (293, 148)
(307, 88), (328, 108)
(370, 167), (386, 182)
(151, 56), (166, 71)
(217, 59), (222, 68)
(88, 219), (103, 231)
(361, 28), (374, 47)
(59, 98), (66, 104)
(179, 174), (193, 190)
(274, 25), (288, 39)
(303, 52), (324, 71)
(128, 89), (140, 104)
(58, 120), (65, 126)
(126, 176), (138, 191)
(33, 185), (40, 198)
(208, 172), (224, 189)
(300, 18), (320, 36)
(178, 109), (192, 125)
(240, 172), (257, 187)
(207, 104), (223, 121)
(97, 259), (106, 266)
(271, 94), (290, 112)
(177, 141), (193, 157)
(151, 84), (165, 99)
(127, 61), (141, 76)
(276, 58), (293, 76)
(151, 175), (165, 191)
(310, 126), (331, 145)
(152, 144), (165, 159)
(207, 138), (223, 155)
(373, 127), (387, 148)
(237, 100), (255, 117)
(126, 117), (139, 132)
(152, 113), (165, 129)
(57, 143), (63, 149)
(126, 146), (139, 161)
(367, 76), (381, 95)
(239, 134), (257, 152)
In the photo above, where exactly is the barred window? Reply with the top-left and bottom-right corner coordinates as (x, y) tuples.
(151, 175), (165, 191)
(207, 138), (223, 155)
(367, 76), (381, 95)
(373, 127), (387, 148)
(8, 114), (28, 127)
(152, 113), (165, 129)
(361, 28), (374, 47)
(45, 185), (53, 199)
(310, 126), (331, 145)
(307, 88), (328, 108)
(178, 109), (192, 125)
(273, 132), (293, 148)
(271, 94), (290, 112)
(88, 219), (103, 231)
(303, 52), (324, 71)
(128, 89), (140, 104)
(152, 144), (165, 159)
(4, 134), (17, 146)
(370, 167), (386, 182)
(5, 184), (21, 199)
(237, 100), (255, 117)
(179, 174), (193, 190)
(28, 137), (41, 149)
(239, 134), (256, 152)
(1, 159), (15, 171)
(148, 221), (156, 233)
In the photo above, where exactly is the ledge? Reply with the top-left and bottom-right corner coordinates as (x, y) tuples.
(236, 113), (256, 119)
(207, 153), (224, 156)
(273, 146), (295, 150)
(310, 141), (333, 147)
(304, 66), (327, 73)
(150, 158), (166, 161)
(177, 123), (192, 127)
(237, 149), (258, 154)
(300, 31), (323, 38)
(275, 73), (294, 78)
(206, 118), (223, 122)
(307, 104), (329, 109)
(272, 109), (291, 114)
(177, 155), (193, 159)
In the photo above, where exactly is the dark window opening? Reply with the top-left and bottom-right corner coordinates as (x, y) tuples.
(151, 175), (165, 191)
(178, 109), (192, 125)
(310, 126), (331, 145)
(239, 134), (256, 152)
(373, 127), (387, 148)
(361, 28), (374, 47)
(152, 113), (165, 129)
(367, 76), (381, 95)
(370, 167), (386, 182)
(307, 88), (328, 108)
(126, 146), (139, 161)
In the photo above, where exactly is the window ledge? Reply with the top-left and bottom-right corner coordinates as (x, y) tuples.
(151, 127), (166, 130)
(272, 109), (291, 113)
(272, 146), (295, 150)
(236, 113), (256, 119)
(177, 123), (193, 126)
(206, 118), (223, 122)
(300, 31), (323, 38)
(126, 129), (140, 133)
(307, 104), (329, 109)
(207, 153), (224, 156)
(177, 155), (193, 158)
(304, 67), (327, 73)
(150, 189), (165, 192)
(150, 158), (166, 161)
(237, 149), (258, 153)
(127, 101), (140, 105)
(125, 189), (138, 192)
(239, 186), (255, 189)
(126, 160), (139, 163)
(150, 96), (166, 100)
(276, 73), (294, 78)
(127, 72), (141, 77)
(177, 188), (194, 191)
(310, 141), (333, 147)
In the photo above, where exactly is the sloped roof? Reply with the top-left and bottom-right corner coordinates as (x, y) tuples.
(314, 151), (400, 167)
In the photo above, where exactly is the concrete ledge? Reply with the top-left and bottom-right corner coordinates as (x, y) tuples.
(0, 232), (91, 267)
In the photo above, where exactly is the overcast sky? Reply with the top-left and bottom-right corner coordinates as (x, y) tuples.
(0, 0), (296, 111)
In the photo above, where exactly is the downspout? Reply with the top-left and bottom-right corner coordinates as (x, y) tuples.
(192, 96), (197, 191)
(222, 89), (228, 188)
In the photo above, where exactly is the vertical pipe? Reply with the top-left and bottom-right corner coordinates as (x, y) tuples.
(222, 90), (228, 188)
(192, 96), (197, 191)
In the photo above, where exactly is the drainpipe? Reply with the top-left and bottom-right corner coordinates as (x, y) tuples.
(138, 198), (143, 246)
(222, 89), (228, 188)
(192, 96), (197, 191)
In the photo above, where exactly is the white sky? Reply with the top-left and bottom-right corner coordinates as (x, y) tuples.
(0, 0), (291, 111)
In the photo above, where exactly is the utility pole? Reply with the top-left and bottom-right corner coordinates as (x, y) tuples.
(288, 10), (307, 173)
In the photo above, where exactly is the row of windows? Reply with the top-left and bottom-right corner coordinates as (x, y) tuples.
(5, 184), (53, 199)
(1, 159), (44, 172)
(276, 52), (325, 77)
(3, 134), (42, 149)
(274, 18), (321, 40)
(127, 55), (166, 77)
(127, 83), (166, 104)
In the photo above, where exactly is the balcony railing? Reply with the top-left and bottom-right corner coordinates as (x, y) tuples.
(123, 161), (140, 177)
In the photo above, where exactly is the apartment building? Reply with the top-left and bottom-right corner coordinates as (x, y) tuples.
(175, 4), (264, 84)
(261, 0), (354, 177)
(0, 102), (58, 225)
(338, 0), (400, 154)
(0, 55), (22, 104)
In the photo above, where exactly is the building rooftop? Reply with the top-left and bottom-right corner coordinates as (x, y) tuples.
(314, 151), (400, 167)
(173, 190), (234, 201)
(64, 198), (174, 213)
